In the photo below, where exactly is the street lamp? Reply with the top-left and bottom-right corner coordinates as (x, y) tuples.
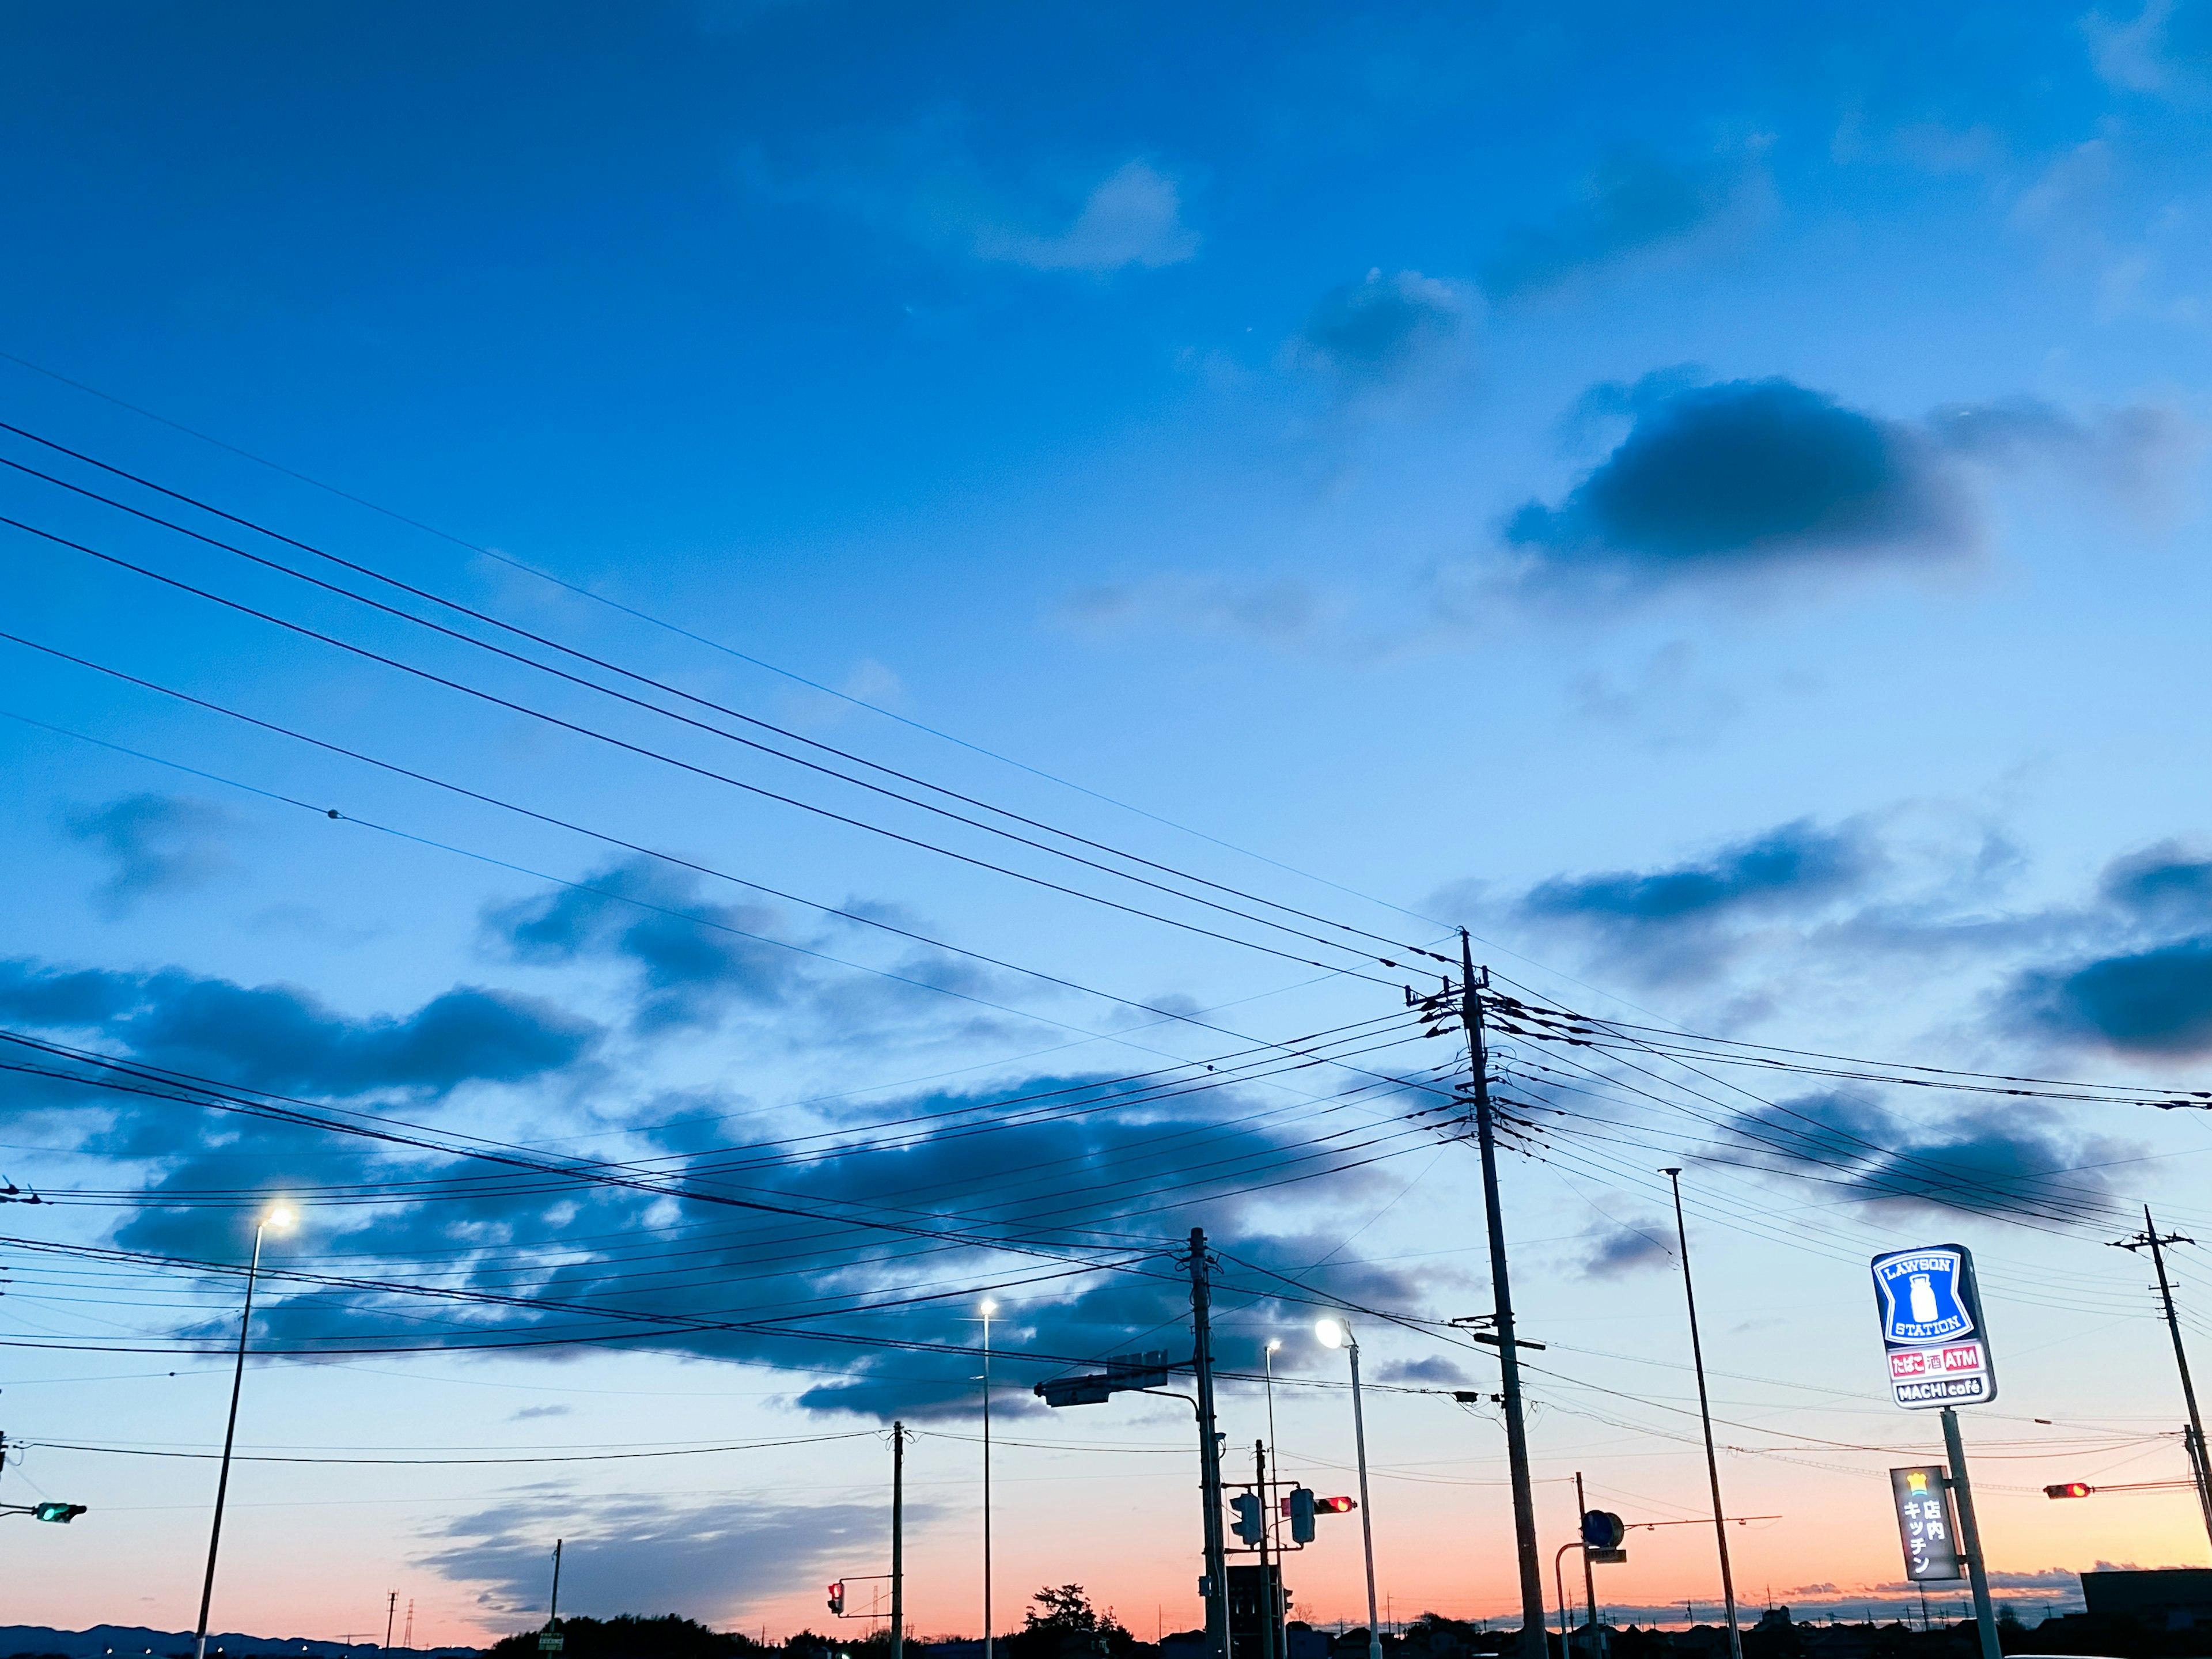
(980, 1298), (997, 1659)
(1316, 1319), (1382, 1659)
(194, 1202), (294, 1659)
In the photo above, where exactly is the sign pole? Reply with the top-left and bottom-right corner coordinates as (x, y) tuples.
(1940, 1408), (2000, 1659)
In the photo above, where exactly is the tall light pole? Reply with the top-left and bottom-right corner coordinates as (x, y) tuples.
(1661, 1170), (1741, 1659)
(981, 1297), (997, 1659)
(1316, 1319), (1382, 1659)
(1264, 1339), (1285, 1659)
(194, 1202), (294, 1659)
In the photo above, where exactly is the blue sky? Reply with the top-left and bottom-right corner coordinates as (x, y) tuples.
(4, 0), (2212, 1647)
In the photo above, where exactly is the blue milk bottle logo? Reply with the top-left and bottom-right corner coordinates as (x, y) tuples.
(1877, 1249), (1972, 1344)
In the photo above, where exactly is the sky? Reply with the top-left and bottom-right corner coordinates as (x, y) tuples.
(3, 0), (2212, 1647)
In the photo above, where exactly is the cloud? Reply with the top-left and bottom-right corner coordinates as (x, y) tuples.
(1713, 1090), (2137, 1223)
(1373, 1355), (1472, 1385)
(61, 1051), (1454, 1411)
(749, 126), (1196, 276)
(1480, 153), (1737, 299)
(62, 793), (237, 914)
(1058, 574), (1336, 646)
(971, 160), (1198, 273)
(1926, 395), (2195, 508)
(1501, 378), (1972, 586)
(2098, 842), (2212, 924)
(486, 860), (797, 1032)
(506, 1404), (573, 1421)
(2008, 937), (2212, 1056)
(1579, 1223), (1673, 1278)
(1505, 818), (1879, 984)
(1296, 270), (1475, 384)
(0, 957), (599, 1098)
(1474, 373), (2192, 608)
(2085, 0), (2212, 96)
(418, 1494), (883, 1620)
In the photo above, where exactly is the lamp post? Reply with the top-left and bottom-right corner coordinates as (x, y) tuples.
(1660, 1170), (1741, 1659)
(1316, 1319), (1382, 1659)
(981, 1298), (997, 1659)
(1263, 1338), (1285, 1659)
(1263, 1339), (1283, 1548)
(194, 1202), (294, 1659)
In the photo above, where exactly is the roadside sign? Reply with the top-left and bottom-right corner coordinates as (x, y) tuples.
(1889, 1465), (1963, 1582)
(1870, 1245), (1997, 1409)
(1587, 1548), (1628, 1565)
(538, 1638), (563, 1652)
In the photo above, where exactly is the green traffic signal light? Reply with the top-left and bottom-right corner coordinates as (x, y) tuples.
(33, 1502), (88, 1523)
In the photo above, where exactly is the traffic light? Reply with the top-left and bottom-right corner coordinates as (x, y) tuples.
(32, 1503), (86, 1524)
(1580, 1510), (1625, 1550)
(827, 1582), (845, 1616)
(2044, 1483), (2092, 1499)
(1230, 1493), (1265, 1546)
(1280, 1488), (1354, 1544)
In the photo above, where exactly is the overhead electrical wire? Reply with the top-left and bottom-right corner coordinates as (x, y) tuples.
(0, 510), (1402, 983)
(0, 630), (1460, 1102)
(0, 346), (1452, 937)
(0, 425), (1448, 969)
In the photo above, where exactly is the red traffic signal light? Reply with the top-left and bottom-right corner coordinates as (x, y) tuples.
(827, 1582), (846, 1615)
(2043, 1483), (2092, 1499)
(1314, 1496), (1357, 1514)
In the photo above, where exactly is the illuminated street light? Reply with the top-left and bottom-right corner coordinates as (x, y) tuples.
(193, 1202), (296, 1659)
(1315, 1319), (1381, 1659)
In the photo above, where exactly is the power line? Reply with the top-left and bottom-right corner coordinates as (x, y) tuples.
(0, 347), (1450, 935)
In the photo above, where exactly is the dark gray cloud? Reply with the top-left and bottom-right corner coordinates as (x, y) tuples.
(1503, 818), (1880, 985)
(1487, 374), (2191, 600)
(62, 792), (237, 914)
(1504, 378), (1970, 581)
(1481, 154), (1733, 300)
(1713, 1090), (2136, 1224)
(1994, 840), (2212, 1059)
(2009, 937), (2212, 1058)
(487, 859), (796, 1032)
(2097, 841), (2212, 925)
(1372, 1354), (1471, 1385)
(1522, 819), (1874, 930)
(1578, 1223), (1672, 1278)
(1297, 270), (1471, 384)
(0, 957), (598, 1098)
(80, 1060), (1452, 1416)
(483, 858), (1028, 1041)
(418, 1493), (884, 1621)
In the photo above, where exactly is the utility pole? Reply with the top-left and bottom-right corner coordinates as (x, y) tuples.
(541, 1539), (563, 1656)
(385, 1594), (397, 1652)
(1189, 1227), (1232, 1659)
(1256, 1440), (1279, 1659)
(1457, 934), (1548, 1659)
(1574, 1473), (1599, 1656)
(1661, 1169), (1741, 1659)
(892, 1422), (907, 1659)
(2112, 1208), (2212, 1547)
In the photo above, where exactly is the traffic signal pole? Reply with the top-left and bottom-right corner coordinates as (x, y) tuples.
(1458, 935), (1549, 1659)
(1189, 1228), (1233, 1659)
(1256, 1440), (1279, 1659)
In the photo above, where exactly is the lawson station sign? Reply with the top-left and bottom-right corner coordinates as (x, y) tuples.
(1869, 1244), (1998, 1410)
